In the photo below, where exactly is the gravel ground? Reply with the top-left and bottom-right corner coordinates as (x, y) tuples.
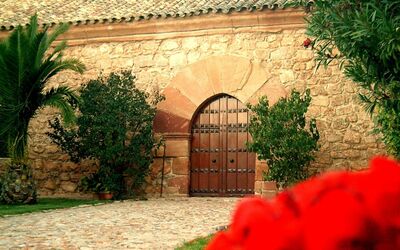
(0, 197), (239, 250)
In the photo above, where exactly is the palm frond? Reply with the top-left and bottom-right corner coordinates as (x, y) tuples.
(0, 14), (85, 160)
(27, 14), (39, 42)
(358, 93), (377, 115)
(40, 58), (86, 82)
(41, 86), (80, 125)
(47, 23), (69, 47)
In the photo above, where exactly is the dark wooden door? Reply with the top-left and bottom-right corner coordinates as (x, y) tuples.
(190, 95), (255, 196)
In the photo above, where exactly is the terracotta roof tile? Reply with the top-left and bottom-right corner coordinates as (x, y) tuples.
(0, 0), (303, 30)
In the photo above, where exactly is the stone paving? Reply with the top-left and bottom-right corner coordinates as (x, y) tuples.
(0, 197), (239, 250)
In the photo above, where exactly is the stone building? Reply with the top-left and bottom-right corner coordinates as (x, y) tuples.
(0, 0), (385, 198)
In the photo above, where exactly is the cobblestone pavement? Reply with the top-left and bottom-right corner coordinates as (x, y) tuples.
(0, 198), (239, 250)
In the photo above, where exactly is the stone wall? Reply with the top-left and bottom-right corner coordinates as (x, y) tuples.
(23, 26), (385, 197)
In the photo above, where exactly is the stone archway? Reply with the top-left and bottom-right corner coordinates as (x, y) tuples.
(152, 55), (287, 196)
(154, 55), (287, 134)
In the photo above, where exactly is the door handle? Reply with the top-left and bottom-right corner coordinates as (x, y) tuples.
(212, 159), (217, 163)
(230, 159), (235, 163)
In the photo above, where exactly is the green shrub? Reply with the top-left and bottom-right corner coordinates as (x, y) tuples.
(0, 136), (7, 158)
(47, 71), (164, 196)
(247, 89), (319, 187)
(79, 165), (123, 194)
(291, 0), (400, 158)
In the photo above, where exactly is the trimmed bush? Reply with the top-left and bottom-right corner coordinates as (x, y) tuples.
(248, 89), (319, 187)
(48, 71), (163, 197)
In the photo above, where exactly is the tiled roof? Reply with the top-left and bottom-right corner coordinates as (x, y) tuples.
(0, 0), (302, 30)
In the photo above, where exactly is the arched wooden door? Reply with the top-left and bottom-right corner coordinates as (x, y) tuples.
(190, 95), (256, 196)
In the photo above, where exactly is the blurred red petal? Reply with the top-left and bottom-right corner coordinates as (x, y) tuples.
(303, 188), (377, 250)
(206, 232), (242, 250)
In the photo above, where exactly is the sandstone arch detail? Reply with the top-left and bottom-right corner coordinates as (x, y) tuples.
(154, 55), (287, 133)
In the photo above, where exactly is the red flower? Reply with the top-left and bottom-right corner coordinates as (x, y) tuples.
(206, 156), (400, 250)
(302, 188), (376, 250)
(303, 38), (312, 48)
(230, 198), (276, 243)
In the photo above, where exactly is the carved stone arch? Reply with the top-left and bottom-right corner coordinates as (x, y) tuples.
(154, 55), (287, 134)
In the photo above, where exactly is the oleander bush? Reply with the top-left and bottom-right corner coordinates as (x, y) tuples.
(292, 0), (400, 159)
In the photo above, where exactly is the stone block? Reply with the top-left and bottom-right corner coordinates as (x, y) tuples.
(153, 110), (190, 134)
(211, 43), (228, 51)
(326, 133), (343, 143)
(313, 96), (329, 107)
(33, 172), (48, 181)
(59, 172), (70, 181)
(44, 161), (61, 170)
(154, 55), (169, 67)
(254, 181), (263, 195)
(255, 162), (268, 181)
(295, 50), (314, 62)
(327, 84), (344, 95)
(262, 181), (278, 191)
(135, 55), (154, 68)
(157, 87), (197, 120)
(256, 41), (269, 48)
(150, 158), (172, 177)
(169, 52), (187, 68)
(344, 130), (361, 144)
(261, 181), (277, 199)
(165, 186), (180, 195)
(187, 51), (201, 64)
(279, 69), (295, 83)
(336, 105), (353, 116)
(172, 157), (189, 175)
(165, 139), (190, 157)
(235, 62), (269, 103)
(45, 145), (60, 154)
(316, 153), (333, 164)
(161, 40), (179, 51)
(330, 151), (348, 159)
(44, 180), (57, 190)
(342, 150), (362, 159)
(170, 65), (213, 106)
(182, 37), (199, 50)
(270, 47), (291, 60)
(262, 190), (277, 200)
(254, 49), (269, 59)
(60, 181), (77, 192)
(247, 82), (287, 106)
(218, 57), (252, 93)
(332, 117), (350, 130)
(166, 176), (189, 194)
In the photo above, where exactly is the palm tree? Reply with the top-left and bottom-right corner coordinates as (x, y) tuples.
(0, 15), (85, 204)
